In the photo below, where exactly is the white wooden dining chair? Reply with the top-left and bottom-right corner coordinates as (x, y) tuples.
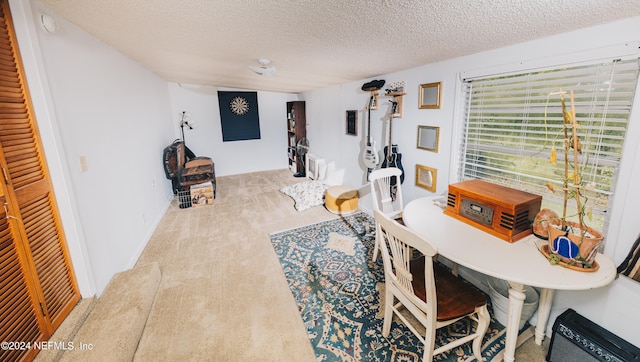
(369, 167), (404, 261)
(374, 210), (491, 361)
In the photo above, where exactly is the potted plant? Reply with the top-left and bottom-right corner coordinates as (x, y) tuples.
(539, 90), (603, 270)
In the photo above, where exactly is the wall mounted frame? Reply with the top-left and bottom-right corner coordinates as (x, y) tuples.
(416, 164), (437, 192)
(218, 91), (261, 141)
(346, 110), (357, 136)
(417, 125), (439, 152)
(419, 82), (442, 109)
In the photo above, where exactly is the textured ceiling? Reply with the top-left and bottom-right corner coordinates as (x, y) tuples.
(38, 0), (640, 93)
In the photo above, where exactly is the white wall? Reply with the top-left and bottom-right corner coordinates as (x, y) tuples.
(12, 0), (312, 295)
(12, 0), (640, 345)
(167, 84), (299, 177)
(13, 0), (176, 295)
(303, 17), (640, 345)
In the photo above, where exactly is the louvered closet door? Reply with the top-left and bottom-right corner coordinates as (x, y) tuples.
(0, 1), (80, 361)
(0, 195), (46, 362)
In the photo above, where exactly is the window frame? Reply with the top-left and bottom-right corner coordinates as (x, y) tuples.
(454, 57), (640, 239)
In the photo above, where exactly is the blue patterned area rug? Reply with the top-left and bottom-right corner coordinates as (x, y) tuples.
(269, 212), (517, 362)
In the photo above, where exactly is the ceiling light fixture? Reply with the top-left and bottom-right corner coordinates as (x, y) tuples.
(249, 58), (277, 77)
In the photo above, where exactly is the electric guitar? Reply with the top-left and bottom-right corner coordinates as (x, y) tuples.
(381, 101), (404, 184)
(362, 95), (379, 169)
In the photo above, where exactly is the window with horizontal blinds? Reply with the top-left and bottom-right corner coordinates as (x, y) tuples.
(459, 58), (640, 231)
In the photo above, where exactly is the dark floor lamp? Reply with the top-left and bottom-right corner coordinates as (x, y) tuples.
(179, 111), (196, 145)
(179, 111), (198, 159)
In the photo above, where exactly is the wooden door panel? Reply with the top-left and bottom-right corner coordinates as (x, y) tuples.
(22, 193), (79, 327)
(0, 2), (81, 360)
(0, 208), (45, 362)
(14, 179), (48, 209)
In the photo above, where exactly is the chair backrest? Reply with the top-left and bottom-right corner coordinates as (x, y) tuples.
(369, 168), (403, 218)
(374, 209), (437, 315)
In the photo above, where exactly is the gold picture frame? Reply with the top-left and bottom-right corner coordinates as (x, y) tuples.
(415, 164), (437, 192)
(419, 82), (442, 109)
(417, 125), (439, 152)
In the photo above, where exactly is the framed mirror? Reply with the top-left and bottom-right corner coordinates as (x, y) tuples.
(416, 164), (437, 192)
(419, 82), (442, 109)
(417, 125), (439, 152)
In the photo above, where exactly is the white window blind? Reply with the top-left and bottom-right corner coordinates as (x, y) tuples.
(459, 58), (639, 230)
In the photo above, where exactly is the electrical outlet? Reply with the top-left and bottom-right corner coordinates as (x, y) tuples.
(79, 156), (87, 172)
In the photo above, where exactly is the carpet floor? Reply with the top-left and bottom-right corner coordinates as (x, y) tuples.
(90, 169), (548, 360)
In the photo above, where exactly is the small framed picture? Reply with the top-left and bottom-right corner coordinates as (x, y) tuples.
(416, 164), (437, 192)
(419, 82), (442, 109)
(417, 125), (439, 152)
(346, 110), (357, 136)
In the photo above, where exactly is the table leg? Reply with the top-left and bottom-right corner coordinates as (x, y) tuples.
(505, 281), (526, 362)
(534, 288), (555, 345)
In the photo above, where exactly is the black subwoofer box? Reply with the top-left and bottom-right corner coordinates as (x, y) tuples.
(547, 308), (640, 362)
